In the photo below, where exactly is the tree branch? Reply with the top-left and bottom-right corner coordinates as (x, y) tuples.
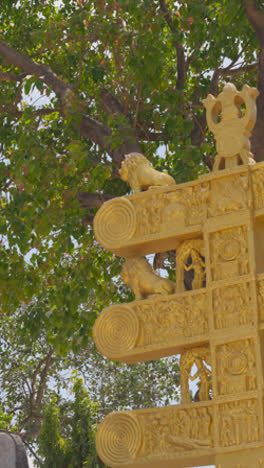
(0, 71), (27, 82)
(219, 61), (258, 76)
(158, 0), (186, 88)
(189, 67), (220, 158)
(0, 39), (69, 101)
(82, 216), (94, 225)
(0, 105), (60, 119)
(100, 88), (125, 115)
(29, 355), (48, 409)
(35, 348), (55, 408)
(243, 1), (264, 161)
(0, 38), (141, 165)
(243, 0), (264, 46)
(77, 192), (115, 209)
(136, 129), (167, 141)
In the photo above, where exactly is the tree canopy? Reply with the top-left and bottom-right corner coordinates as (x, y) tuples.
(0, 0), (264, 464)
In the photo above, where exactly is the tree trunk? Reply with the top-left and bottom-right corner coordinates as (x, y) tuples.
(250, 46), (264, 162)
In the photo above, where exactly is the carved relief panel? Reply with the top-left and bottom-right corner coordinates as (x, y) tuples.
(257, 277), (264, 322)
(135, 291), (208, 347)
(133, 192), (173, 237)
(218, 399), (260, 447)
(185, 182), (210, 225)
(215, 339), (257, 396)
(138, 405), (213, 459)
(96, 404), (214, 467)
(212, 280), (254, 330)
(252, 166), (264, 211)
(132, 185), (206, 239)
(209, 225), (249, 281)
(208, 173), (250, 217)
(93, 291), (209, 362)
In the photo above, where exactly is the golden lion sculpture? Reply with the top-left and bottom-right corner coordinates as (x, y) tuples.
(121, 256), (175, 300)
(119, 152), (176, 193)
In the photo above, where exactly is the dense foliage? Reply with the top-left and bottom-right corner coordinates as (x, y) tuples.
(0, 0), (264, 465)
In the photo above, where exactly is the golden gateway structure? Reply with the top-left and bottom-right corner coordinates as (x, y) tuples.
(93, 83), (264, 468)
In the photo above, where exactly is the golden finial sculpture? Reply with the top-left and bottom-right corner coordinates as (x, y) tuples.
(203, 83), (259, 171)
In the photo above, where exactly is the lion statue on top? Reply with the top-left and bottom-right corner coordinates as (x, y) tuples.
(121, 256), (175, 300)
(119, 152), (176, 193)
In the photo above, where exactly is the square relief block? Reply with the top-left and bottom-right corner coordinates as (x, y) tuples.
(212, 280), (254, 330)
(209, 225), (249, 281)
(217, 398), (260, 448)
(208, 173), (250, 218)
(132, 191), (183, 238)
(215, 338), (257, 396)
(185, 182), (209, 225)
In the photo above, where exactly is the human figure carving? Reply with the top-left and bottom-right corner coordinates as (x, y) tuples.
(121, 256), (175, 300)
(190, 357), (211, 401)
(183, 249), (206, 290)
(119, 152), (176, 193)
(176, 239), (205, 292)
(180, 347), (211, 403)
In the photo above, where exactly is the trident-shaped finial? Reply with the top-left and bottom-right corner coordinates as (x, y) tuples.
(203, 83), (259, 171)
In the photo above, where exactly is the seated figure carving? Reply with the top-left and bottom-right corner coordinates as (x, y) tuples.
(119, 152), (176, 193)
(121, 256), (175, 300)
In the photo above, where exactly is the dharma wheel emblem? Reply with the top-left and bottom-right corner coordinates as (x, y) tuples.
(203, 83), (259, 171)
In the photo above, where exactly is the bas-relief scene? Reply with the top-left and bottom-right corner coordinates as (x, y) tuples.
(218, 399), (260, 447)
(215, 339), (257, 396)
(94, 83), (264, 467)
(257, 277), (264, 322)
(209, 225), (249, 281)
(212, 280), (254, 329)
(138, 405), (213, 459)
(252, 167), (264, 210)
(134, 291), (208, 347)
(131, 172), (252, 240)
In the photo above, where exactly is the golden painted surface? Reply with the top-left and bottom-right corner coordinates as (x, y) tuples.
(97, 403), (214, 467)
(121, 256), (175, 300)
(94, 84), (264, 467)
(96, 397), (264, 467)
(209, 225), (249, 281)
(175, 238), (205, 292)
(93, 290), (209, 362)
(216, 447), (264, 468)
(180, 347), (211, 403)
(203, 83), (258, 171)
(119, 152), (176, 193)
(218, 398), (260, 447)
(93, 272), (261, 363)
(212, 280), (254, 329)
(93, 163), (263, 257)
(215, 339), (257, 396)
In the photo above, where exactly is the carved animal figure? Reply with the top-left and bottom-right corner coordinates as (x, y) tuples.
(121, 256), (175, 300)
(119, 152), (176, 193)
